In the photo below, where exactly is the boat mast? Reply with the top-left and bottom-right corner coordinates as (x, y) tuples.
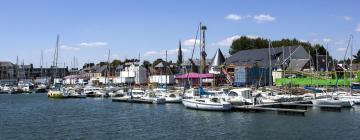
(165, 50), (168, 93)
(326, 44), (328, 90)
(349, 35), (353, 95)
(199, 22), (203, 87)
(268, 40), (272, 89)
(106, 49), (111, 85)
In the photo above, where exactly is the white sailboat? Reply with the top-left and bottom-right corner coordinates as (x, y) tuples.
(311, 35), (355, 107)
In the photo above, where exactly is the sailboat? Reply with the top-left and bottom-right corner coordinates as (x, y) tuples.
(311, 35), (355, 107)
(48, 35), (68, 98)
(181, 23), (232, 111)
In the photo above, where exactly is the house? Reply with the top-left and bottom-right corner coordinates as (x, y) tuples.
(149, 62), (175, 85)
(224, 46), (311, 71)
(113, 64), (147, 85)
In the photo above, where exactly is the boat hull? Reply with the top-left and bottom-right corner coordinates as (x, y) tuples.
(312, 99), (354, 108)
(182, 99), (232, 111)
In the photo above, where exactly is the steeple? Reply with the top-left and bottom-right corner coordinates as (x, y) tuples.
(176, 40), (183, 66)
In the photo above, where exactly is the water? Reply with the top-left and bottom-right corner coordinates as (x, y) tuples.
(0, 94), (359, 140)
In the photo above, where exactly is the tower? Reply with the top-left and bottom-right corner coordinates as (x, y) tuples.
(176, 40), (183, 66)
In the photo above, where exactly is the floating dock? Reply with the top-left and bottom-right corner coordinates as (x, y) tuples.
(232, 101), (343, 115)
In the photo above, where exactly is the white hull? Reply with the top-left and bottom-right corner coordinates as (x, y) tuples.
(165, 97), (182, 103)
(312, 98), (354, 107)
(182, 99), (231, 111)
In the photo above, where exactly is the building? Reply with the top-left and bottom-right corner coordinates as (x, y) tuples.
(224, 46), (311, 86)
(148, 62), (175, 85)
(113, 64), (147, 85)
(0, 61), (69, 84)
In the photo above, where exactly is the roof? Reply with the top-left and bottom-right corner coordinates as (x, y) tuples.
(224, 46), (310, 68)
(0, 61), (15, 67)
(210, 48), (225, 67)
(175, 72), (213, 79)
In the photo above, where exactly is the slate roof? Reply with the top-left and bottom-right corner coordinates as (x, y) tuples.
(224, 46), (310, 69)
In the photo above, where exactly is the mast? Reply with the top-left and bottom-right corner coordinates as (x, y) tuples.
(41, 50), (44, 79)
(106, 49), (111, 85)
(326, 44), (328, 90)
(350, 35), (353, 95)
(199, 22), (203, 87)
(165, 50), (168, 93)
(268, 40), (272, 87)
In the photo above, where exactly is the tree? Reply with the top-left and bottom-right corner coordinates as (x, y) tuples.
(153, 58), (164, 66)
(353, 49), (360, 63)
(142, 60), (151, 70)
(111, 59), (122, 67)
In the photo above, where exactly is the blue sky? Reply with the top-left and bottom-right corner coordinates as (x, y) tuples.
(0, 0), (359, 68)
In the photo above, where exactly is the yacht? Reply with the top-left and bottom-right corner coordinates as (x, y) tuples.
(141, 91), (166, 104)
(224, 88), (254, 105)
(47, 84), (68, 98)
(182, 87), (232, 111)
(83, 86), (103, 97)
(0, 84), (13, 94)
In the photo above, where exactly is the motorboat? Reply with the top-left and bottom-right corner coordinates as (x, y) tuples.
(35, 84), (48, 93)
(65, 87), (86, 98)
(0, 84), (13, 94)
(224, 88), (254, 105)
(83, 86), (103, 97)
(47, 84), (68, 98)
(141, 92), (166, 104)
(18, 81), (35, 93)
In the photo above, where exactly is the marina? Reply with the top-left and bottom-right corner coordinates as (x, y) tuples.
(1, 0), (360, 139)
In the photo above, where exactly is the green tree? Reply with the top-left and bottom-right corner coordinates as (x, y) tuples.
(353, 49), (360, 63)
(142, 60), (151, 70)
(111, 59), (122, 67)
(153, 58), (164, 66)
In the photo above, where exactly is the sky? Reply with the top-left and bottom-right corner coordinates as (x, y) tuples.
(0, 0), (359, 68)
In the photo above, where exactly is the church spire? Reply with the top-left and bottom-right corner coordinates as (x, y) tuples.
(176, 40), (183, 66)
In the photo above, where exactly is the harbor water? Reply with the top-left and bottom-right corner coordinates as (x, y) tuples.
(0, 94), (359, 140)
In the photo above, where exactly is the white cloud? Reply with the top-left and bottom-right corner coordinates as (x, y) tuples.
(212, 35), (259, 47)
(356, 24), (360, 32)
(225, 14), (242, 21)
(323, 38), (332, 43)
(337, 47), (346, 52)
(182, 39), (200, 47)
(344, 16), (352, 21)
(60, 45), (80, 51)
(144, 51), (158, 56)
(253, 14), (276, 23)
(79, 42), (108, 48)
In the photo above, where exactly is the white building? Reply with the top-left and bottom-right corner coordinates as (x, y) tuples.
(114, 64), (147, 85)
(149, 75), (175, 85)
